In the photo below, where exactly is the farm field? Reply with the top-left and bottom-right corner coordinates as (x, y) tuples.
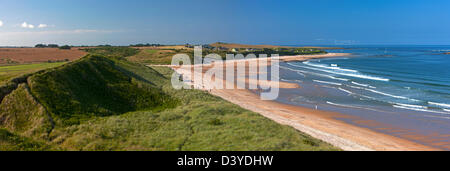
(0, 62), (66, 84)
(0, 48), (86, 64)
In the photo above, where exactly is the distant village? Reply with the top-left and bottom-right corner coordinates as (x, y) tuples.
(184, 44), (261, 52)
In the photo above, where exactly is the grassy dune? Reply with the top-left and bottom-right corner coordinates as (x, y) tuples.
(127, 48), (181, 65)
(28, 55), (178, 126)
(0, 47), (339, 151)
(50, 66), (337, 151)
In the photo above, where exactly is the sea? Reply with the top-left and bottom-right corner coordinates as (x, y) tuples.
(275, 45), (450, 150)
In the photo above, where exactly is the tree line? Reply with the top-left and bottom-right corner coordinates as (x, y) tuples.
(35, 44), (71, 50)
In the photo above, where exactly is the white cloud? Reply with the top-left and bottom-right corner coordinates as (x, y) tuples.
(38, 24), (48, 28)
(0, 20), (3, 27)
(21, 22), (35, 29)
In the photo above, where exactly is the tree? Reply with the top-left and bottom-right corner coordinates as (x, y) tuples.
(48, 44), (59, 48)
(59, 45), (71, 50)
(35, 44), (47, 48)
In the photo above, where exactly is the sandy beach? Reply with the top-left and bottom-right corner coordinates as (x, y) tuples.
(154, 53), (438, 151)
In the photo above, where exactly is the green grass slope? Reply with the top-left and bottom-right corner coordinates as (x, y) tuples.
(48, 65), (338, 151)
(28, 55), (178, 126)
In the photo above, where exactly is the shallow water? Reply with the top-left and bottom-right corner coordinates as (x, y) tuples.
(275, 45), (450, 150)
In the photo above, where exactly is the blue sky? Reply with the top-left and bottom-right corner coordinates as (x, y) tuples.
(0, 0), (449, 46)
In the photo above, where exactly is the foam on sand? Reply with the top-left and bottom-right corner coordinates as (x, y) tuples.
(352, 81), (369, 87)
(281, 78), (303, 83)
(326, 101), (383, 112)
(313, 80), (342, 86)
(338, 87), (353, 95)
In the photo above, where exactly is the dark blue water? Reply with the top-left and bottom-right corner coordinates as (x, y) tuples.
(277, 45), (450, 149)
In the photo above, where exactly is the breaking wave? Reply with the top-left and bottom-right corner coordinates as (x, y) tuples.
(428, 102), (450, 108)
(303, 61), (358, 73)
(393, 104), (450, 115)
(287, 62), (390, 82)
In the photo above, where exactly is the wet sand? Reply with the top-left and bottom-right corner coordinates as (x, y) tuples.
(150, 53), (439, 151)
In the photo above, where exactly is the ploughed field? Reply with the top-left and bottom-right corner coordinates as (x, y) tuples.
(0, 48), (86, 64)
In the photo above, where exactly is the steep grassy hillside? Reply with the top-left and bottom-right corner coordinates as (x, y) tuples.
(28, 55), (178, 126)
(48, 66), (337, 151)
(0, 47), (339, 151)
